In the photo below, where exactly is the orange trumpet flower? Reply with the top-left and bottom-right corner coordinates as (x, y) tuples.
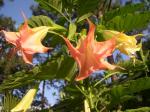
(2, 18), (50, 64)
(64, 20), (116, 81)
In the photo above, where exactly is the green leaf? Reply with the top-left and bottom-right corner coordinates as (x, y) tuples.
(77, 13), (92, 23)
(104, 12), (150, 32)
(28, 15), (55, 27)
(37, 55), (77, 81)
(31, 55), (76, 81)
(37, 60), (59, 80)
(55, 56), (77, 81)
(35, 0), (62, 12)
(68, 23), (77, 41)
(103, 3), (144, 22)
(77, 0), (99, 16)
(28, 15), (66, 31)
(61, 0), (78, 13)
(101, 3), (150, 32)
(110, 77), (150, 105)
(35, 0), (70, 22)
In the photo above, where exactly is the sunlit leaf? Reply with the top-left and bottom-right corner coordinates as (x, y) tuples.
(67, 23), (77, 41)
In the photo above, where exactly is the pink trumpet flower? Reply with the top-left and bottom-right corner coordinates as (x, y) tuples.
(64, 20), (116, 81)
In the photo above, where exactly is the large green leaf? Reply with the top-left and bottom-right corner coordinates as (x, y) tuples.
(103, 12), (150, 32)
(77, 0), (99, 16)
(0, 56), (77, 91)
(28, 15), (54, 27)
(35, 0), (70, 22)
(55, 56), (77, 81)
(101, 3), (150, 32)
(0, 71), (35, 91)
(61, 0), (78, 13)
(28, 15), (66, 31)
(103, 3), (144, 22)
(77, 13), (92, 23)
(110, 77), (150, 105)
(37, 55), (77, 81)
(35, 0), (62, 13)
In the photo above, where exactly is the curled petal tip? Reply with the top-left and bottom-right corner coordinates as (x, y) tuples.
(75, 76), (86, 81)
(47, 47), (53, 51)
(21, 11), (28, 22)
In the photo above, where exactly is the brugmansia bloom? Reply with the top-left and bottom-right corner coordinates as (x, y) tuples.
(2, 19), (50, 64)
(11, 88), (37, 112)
(101, 30), (142, 57)
(64, 20), (116, 81)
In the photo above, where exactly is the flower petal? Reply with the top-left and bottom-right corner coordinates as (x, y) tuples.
(20, 26), (50, 53)
(101, 30), (142, 57)
(21, 50), (33, 64)
(2, 30), (19, 46)
(94, 37), (116, 58)
(63, 37), (80, 59)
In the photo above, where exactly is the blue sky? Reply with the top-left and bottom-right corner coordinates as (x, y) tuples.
(0, 0), (59, 106)
(0, 0), (37, 26)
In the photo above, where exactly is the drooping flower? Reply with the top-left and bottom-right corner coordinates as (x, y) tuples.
(64, 20), (116, 81)
(101, 30), (142, 57)
(2, 18), (50, 64)
(11, 88), (37, 112)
